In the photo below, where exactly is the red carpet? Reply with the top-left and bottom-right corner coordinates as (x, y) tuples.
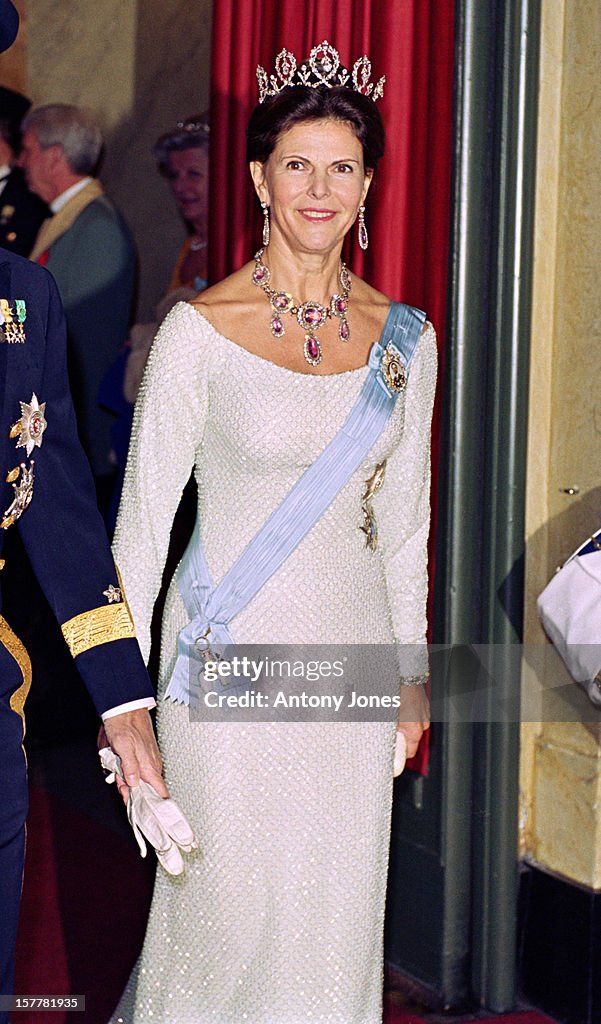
(15, 781), (154, 1024)
(384, 1009), (556, 1023)
(475, 1017), (557, 1024)
(17, 782), (70, 1003)
(473, 1018), (557, 1024)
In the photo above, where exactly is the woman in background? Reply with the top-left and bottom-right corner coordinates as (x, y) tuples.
(123, 113), (211, 406)
(154, 113), (210, 293)
(100, 115), (210, 528)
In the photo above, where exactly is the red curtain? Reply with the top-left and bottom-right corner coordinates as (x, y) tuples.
(209, 0), (455, 772)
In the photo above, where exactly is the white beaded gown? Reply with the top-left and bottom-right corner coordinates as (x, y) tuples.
(110, 302), (437, 1024)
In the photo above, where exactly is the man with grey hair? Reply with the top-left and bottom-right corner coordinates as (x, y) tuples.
(20, 103), (135, 508)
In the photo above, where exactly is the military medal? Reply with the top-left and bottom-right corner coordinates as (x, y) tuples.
(2, 393), (45, 529)
(0, 298), (26, 343)
(1, 461), (35, 530)
(14, 393), (47, 455)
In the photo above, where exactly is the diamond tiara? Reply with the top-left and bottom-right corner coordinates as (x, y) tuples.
(175, 117), (210, 134)
(256, 40), (385, 104)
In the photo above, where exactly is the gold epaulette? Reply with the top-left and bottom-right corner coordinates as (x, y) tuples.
(61, 602), (136, 658)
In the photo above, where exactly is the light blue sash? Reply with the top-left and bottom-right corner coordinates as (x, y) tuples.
(166, 301), (426, 704)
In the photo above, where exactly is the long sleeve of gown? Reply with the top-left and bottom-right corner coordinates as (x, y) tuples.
(112, 302), (212, 662)
(376, 322), (437, 676)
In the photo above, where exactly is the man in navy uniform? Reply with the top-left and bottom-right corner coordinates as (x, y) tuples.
(0, 4), (166, 1017)
(0, 86), (48, 256)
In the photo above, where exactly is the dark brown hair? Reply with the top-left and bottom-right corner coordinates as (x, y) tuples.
(246, 86), (385, 171)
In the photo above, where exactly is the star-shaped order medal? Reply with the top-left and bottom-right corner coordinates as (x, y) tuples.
(103, 584), (122, 604)
(13, 394), (47, 456)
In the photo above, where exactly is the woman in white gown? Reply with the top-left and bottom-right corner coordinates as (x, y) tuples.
(110, 41), (435, 1024)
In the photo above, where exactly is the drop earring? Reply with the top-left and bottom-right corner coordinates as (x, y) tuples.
(261, 201), (270, 247)
(357, 205), (368, 251)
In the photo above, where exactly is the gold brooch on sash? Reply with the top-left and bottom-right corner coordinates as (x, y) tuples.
(12, 393), (47, 455)
(381, 344), (406, 393)
(0, 298), (27, 344)
(360, 460), (387, 551)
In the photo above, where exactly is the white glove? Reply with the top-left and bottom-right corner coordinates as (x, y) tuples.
(99, 746), (199, 875)
(393, 731), (407, 777)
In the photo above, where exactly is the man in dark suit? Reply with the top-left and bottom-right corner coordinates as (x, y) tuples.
(20, 103), (135, 508)
(0, 86), (49, 256)
(0, 7), (166, 1019)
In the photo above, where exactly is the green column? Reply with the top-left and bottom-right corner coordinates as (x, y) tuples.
(474, 0), (540, 1010)
(433, 0), (498, 1001)
(434, 0), (540, 1010)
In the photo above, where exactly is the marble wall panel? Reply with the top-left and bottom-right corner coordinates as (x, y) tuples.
(25, 0), (213, 318)
(106, 1), (213, 317)
(522, 0), (601, 888)
(547, 0), (601, 565)
(531, 735), (601, 889)
(523, 0), (564, 646)
(0, 0), (26, 92)
(521, 0), (566, 865)
(26, 1), (137, 121)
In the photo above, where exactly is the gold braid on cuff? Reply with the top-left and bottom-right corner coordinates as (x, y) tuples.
(61, 602), (135, 658)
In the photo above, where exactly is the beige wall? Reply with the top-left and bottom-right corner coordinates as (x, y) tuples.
(522, 0), (601, 889)
(0, 0), (26, 91)
(1, 0), (213, 318)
